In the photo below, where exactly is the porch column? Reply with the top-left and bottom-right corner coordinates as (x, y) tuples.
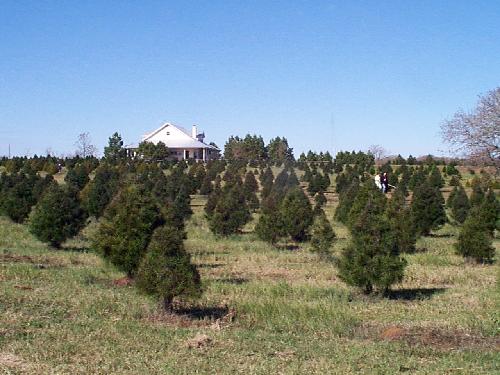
(202, 148), (206, 162)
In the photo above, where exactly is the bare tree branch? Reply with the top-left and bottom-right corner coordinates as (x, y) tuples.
(441, 87), (500, 171)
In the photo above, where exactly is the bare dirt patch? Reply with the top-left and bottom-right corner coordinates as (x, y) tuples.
(0, 352), (30, 371)
(185, 333), (212, 349)
(357, 324), (500, 351)
(112, 277), (134, 287)
(1, 252), (65, 268)
(147, 304), (235, 330)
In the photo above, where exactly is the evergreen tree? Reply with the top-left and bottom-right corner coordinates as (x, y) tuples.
(255, 210), (285, 244)
(64, 164), (90, 190)
(335, 179), (360, 224)
(411, 179), (447, 236)
(310, 212), (336, 256)
(469, 179), (485, 207)
(449, 175), (461, 186)
(209, 184), (251, 236)
(104, 132), (127, 163)
(449, 185), (470, 224)
(29, 184), (87, 248)
(455, 207), (495, 263)
(199, 174), (213, 195)
(279, 188), (314, 241)
(386, 189), (417, 253)
(480, 188), (499, 233)
(259, 167), (274, 198)
(347, 181), (386, 230)
(81, 164), (120, 218)
(337, 197), (407, 294)
(428, 167), (444, 189)
(92, 184), (162, 277)
(204, 177), (221, 219)
(136, 225), (202, 311)
(243, 170), (259, 196)
(313, 191), (327, 214)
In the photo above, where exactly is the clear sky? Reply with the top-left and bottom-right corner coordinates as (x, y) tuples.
(1, 1), (499, 158)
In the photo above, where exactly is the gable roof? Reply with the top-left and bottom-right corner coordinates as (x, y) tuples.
(141, 122), (219, 150)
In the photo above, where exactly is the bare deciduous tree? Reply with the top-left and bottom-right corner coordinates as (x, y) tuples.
(75, 132), (97, 158)
(441, 88), (499, 170)
(368, 144), (387, 161)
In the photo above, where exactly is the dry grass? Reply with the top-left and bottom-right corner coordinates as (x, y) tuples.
(1, 189), (499, 374)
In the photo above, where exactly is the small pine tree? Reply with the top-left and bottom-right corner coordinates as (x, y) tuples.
(209, 184), (251, 236)
(449, 175), (461, 186)
(310, 212), (336, 256)
(469, 179), (485, 207)
(450, 185), (470, 224)
(347, 181), (386, 230)
(480, 188), (500, 233)
(260, 167), (274, 198)
(411, 179), (446, 236)
(64, 164), (89, 190)
(81, 164), (120, 218)
(29, 184), (87, 248)
(455, 207), (495, 263)
(136, 225), (202, 311)
(92, 184), (162, 277)
(386, 189), (417, 253)
(279, 188), (314, 241)
(204, 177), (221, 219)
(428, 167), (444, 189)
(337, 198), (407, 294)
(335, 180), (360, 224)
(255, 211), (285, 244)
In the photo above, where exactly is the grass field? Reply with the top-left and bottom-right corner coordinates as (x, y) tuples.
(1, 197), (499, 374)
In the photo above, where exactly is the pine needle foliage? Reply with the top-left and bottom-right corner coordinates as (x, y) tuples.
(337, 197), (407, 294)
(455, 206), (495, 263)
(92, 183), (162, 277)
(136, 225), (202, 311)
(29, 184), (86, 248)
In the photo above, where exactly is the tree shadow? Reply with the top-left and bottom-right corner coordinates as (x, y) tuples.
(385, 287), (447, 301)
(426, 233), (454, 238)
(214, 277), (248, 285)
(192, 250), (230, 257)
(175, 305), (229, 320)
(61, 246), (90, 253)
(196, 263), (224, 269)
(275, 244), (300, 251)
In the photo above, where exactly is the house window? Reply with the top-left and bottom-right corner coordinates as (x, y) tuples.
(166, 132), (170, 135)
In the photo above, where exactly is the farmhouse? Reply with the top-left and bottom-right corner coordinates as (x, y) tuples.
(126, 123), (220, 161)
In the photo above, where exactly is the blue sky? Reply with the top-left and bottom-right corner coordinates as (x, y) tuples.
(1, 1), (499, 157)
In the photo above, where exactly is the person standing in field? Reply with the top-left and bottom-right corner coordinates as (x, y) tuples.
(381, 172), (389, 193)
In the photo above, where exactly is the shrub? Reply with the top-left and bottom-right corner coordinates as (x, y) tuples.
(455, 207), (495, 263)
(29, 184), (87, 248)
(64, 164), (89, 190)
(92, 184), (162, 276)
(279, 187), (314, 241)
(310, 212), (336, 255)
(81, 164), (120, 218)
(136, 225), (202, 311)
(209, 184), (251, 236)
(337, 197), (406, 294)
(449, 185), (470, 224)
(411, 179), (446, 236)
(386, 189), (417, 253)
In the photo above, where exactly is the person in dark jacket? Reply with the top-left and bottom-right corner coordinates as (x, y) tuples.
(381, 172), (389, 193)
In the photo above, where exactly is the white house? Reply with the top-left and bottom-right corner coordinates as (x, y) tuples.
(126, 123), (220, 161)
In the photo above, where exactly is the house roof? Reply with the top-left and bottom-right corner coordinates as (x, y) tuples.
(132, 122), (220, 150)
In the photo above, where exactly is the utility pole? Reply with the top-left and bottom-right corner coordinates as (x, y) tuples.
(8, 144), (11, 159)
